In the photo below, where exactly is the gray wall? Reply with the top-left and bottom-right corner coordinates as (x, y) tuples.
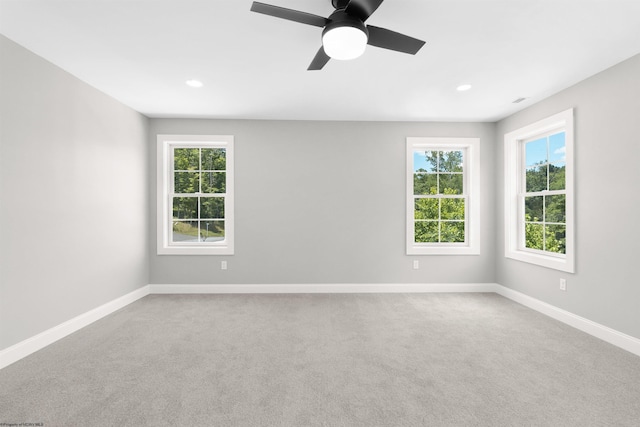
(495, 53), (640, 340)
(149, 120), (496, 285)
(0, 35), (149, 350)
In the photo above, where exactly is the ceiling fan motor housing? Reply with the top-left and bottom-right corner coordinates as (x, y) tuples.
(324, 10), (368, 36)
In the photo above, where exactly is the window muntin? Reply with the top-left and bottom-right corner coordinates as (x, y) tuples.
(407, 138), (480, 255)
(413, 150), (466, 243)
(172, 147), (227, 244)
(522, 131), (567, 255)
(504, 109), (574, 272)
(157, 135), (234, 255)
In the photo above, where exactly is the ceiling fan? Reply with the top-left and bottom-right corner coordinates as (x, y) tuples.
(250, 0), (426, 70)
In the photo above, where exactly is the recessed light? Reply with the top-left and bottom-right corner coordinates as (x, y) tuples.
(456, 84), (472, 92)
(185, 79), (203, 88)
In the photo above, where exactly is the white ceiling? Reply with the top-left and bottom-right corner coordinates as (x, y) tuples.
(2, 0), (640, 122)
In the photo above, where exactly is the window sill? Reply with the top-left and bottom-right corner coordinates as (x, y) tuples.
(158, 245), (234, 256)
(408, 245), (480, 255)
(505, 249), (574, 273)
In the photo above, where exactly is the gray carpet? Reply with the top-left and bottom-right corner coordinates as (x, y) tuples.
(1, 293), (640, 426)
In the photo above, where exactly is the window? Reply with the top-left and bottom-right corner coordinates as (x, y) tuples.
(157, 135), (234, 255)
(406, 137), (480, 255)
(504, 109), (574, 272)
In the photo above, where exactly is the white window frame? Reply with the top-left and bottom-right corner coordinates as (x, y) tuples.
(157, 135), (234, 255)
(406, 137), (480, 255)
(504, 109), (574, 272)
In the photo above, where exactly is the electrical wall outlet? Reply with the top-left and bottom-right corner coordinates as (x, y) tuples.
(221, 261), (227, 270)
(413, 260), (419, 270)
(559, 278), (566, 291)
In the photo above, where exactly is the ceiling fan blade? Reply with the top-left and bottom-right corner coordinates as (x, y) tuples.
(344, 0), (384, 22)
(366, 25), (425, 54)
(308, 46), (331, 70)
(251, 2), (328, 27)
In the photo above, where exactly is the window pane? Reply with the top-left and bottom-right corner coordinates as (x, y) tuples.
(415, 221), (438, 243)
(413, 150), (437, 173)
(545, 194), (566, 223)
(441, 221), (464, 242)
(525, 223), (544, 250)
(439, 151), (463, 172)
(525, 165), (547, 192)
(200, 197), (225, 219)
(525, 137), (547, 167)
(174, 148), (199, 170)
(172, 220), (200, 242)
(549, 162), (565, 191)
(545, 224), (566, 254)
(201, 172), (226, 193)
(172, 197), (197, 219)
(525, 196), (543, 222)
(548, 132), (566, 163)
(441, 198), (464, 220)
(415, 198), (438, 220)
(174, 172), (199, 193)
(202, 148), (226, 170)
(414, 173), (437, 195)
(201, 220), (225, 241)
(439, 174), (463, 194)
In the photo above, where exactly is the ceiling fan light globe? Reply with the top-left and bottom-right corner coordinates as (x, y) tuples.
(322, 26), (368, 60)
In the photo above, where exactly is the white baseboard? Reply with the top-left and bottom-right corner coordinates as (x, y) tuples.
(0, 285), (150, 370)
(149, 283), (498, 294)
(494, 285), (640, 357)
(3, 282), (638, 370)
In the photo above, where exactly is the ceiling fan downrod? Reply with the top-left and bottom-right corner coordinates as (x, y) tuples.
(332, 0), (350, 10)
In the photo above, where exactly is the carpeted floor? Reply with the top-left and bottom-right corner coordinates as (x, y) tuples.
(1, 293), (640, 426)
